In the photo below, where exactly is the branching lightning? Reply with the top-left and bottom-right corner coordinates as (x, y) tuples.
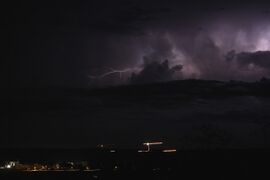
(88, 67), (141, 80)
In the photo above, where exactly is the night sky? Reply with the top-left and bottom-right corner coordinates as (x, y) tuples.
(8, 0), (270, 88)
(5, 0), (270, 148)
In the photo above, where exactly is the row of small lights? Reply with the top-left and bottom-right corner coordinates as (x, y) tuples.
(99, 141), (177, 153)
(0, 142), (176, 170)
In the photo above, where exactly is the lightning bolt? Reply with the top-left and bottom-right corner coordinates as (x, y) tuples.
(88, 67), (141, 80)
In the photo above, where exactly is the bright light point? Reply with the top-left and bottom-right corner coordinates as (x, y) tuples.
(138, 150), (149, 153)
(6, 164), (11, 169)
(143, 142), (163, 146)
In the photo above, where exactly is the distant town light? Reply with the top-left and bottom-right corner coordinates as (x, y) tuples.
(5, 161), (18, 169)
(163, 149), (177, 153)
(143, 141), (163, 152)
(143, 142), (163, 146)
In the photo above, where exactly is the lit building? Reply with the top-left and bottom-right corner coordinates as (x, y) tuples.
(142, 142), (163, 152)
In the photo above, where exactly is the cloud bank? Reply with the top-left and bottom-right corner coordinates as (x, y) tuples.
(10, 1), (270, 87)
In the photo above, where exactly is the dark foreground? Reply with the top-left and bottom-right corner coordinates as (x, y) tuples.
(3, 79), (270, 178)
(1, 149), (270, 179)
(3, 79), (270, 149)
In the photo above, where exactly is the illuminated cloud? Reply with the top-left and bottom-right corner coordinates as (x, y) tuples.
(9, 1), (270, 87)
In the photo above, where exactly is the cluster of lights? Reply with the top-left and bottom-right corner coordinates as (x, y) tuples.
(4, 161), (18, 169)
(0, 141), (176, 172)
(0, 161), (101, 172)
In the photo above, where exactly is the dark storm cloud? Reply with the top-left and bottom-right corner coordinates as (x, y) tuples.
(236, 51), (270, 68)
(86, 1), (170, 34)
(8, 0), (270, 87)
(129, 60), (183, 84)
(8, 0), (172, 88)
